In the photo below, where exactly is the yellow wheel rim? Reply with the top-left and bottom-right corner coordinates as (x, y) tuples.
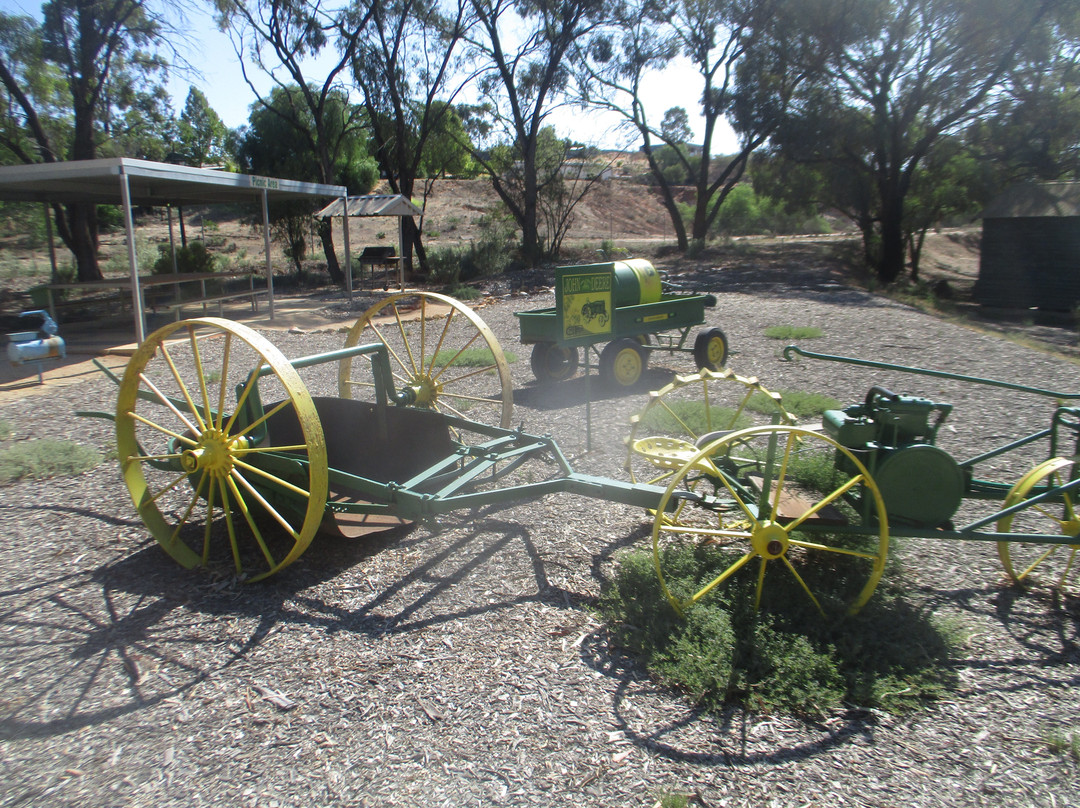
(626, 367), (795, 487)
(116, 318), (327, 581)
(997, 457), (1080, 592)
(650, 425), (889, 617)
(338, 291), (513, 429)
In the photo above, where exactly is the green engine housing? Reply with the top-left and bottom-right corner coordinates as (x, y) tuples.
(823, 387), (964, 527)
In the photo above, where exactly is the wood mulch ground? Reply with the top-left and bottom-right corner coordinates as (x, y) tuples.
(1, 252), (1078, 807)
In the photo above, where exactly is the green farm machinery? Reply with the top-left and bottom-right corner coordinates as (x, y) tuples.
(514, 259), (727, 386)
(105, 294), (1080, 618)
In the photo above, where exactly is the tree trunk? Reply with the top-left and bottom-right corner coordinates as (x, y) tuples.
(877, 196), (906, 284)
(65, 202), (102, 282)
(317, 218), (344, 284)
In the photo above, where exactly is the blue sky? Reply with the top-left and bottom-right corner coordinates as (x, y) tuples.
(2, 0), (738, 154)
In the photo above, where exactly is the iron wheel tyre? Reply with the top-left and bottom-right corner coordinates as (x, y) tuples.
(650, 425), (889, 617)
(339, 291), (513, 429)
(116, 317), (328, 581)
(996, 457), (1080, 593)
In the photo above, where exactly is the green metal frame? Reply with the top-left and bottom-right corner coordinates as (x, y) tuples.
(781, 344), (1080, 545)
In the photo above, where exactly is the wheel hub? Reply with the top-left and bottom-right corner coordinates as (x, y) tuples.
(409, 375), (441, 407)
(181, 428), (242, 478)
(1064, 518), (1080, 549)
(751, 521), (789, 559)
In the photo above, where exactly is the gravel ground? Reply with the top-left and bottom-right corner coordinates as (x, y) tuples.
(1, 260), (1078, 807)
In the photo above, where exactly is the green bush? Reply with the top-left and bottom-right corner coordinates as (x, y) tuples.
(0, 440), (101, 484)
(152, 241), (218, 275)
(677, 186), (832, 238)
(601, 543), (957, 715)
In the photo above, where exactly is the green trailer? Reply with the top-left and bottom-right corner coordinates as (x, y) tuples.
(514, 259), (726, 386)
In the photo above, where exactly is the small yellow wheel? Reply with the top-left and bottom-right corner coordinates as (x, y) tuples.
(116, 318), (328, 581)
(997, 457), (1080, 593)
(339, 291), (513, 428)
(599, 338), (647, 387)
(626, 367), (795, 487)
(650, 425), (889, 616)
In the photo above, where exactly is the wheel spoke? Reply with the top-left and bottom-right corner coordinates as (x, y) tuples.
(161, 341), (209, 432)
(233, 457), (313, 499)
(233, 398), (294, 440)
(217, 477), (243, 573)
(216, 332), (232, 431)
(438, 362), (499, 387)
(784, 475), (863, 532)
(687, 550), (756, 607)
(230, 469), (301, 541)
(390, 303), (420, 377)
(754, 557), (767, 611)
(187, 324), (216, 428)
(202, 479), (217, 563)
(438, 390), (506, 406)
(430, 331), (483, 383)
(136, 374), (201, 438)
(128, 411), (198, 447)
(225, 473), (278, 569)
(167, 475), (208, 549)
(148, 471), (195, 506)
(788, 538), (880, 561)
(781, 555), (825, 615)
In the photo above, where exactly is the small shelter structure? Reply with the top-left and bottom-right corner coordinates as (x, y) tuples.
(975, 182), (1080, 312)
(0, 158), (348, 341)
(317, 194), (422, 294)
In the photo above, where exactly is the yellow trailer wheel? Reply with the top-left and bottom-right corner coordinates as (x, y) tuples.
(116, 318), (328, 581)
(339, 291), (513, 429)
(997, 457), (1080, 593)
(650, 426), (889, 617)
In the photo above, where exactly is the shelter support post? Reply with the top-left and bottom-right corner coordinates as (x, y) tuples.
(342, 194), (353, 302)
(118, 166), (145, 343)
(262, 188), (275, 320)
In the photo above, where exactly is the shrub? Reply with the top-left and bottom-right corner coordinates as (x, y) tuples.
(0, 440), (101, 484)
(601, 543), (957, 715)
(152, 241), (218, 275)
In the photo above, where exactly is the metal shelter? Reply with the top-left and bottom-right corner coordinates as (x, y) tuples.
(316, 194), (422, 296)
(0, 158), (348, 342)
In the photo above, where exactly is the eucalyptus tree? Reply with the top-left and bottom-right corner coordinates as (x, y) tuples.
(215, 0), (376, 284)
(351, 0), (475, 275)
(576, 0), (825, 251)
(462, 0), (608, 265)
(0, 0), (180, 280)
(762, 0), (1060, 284)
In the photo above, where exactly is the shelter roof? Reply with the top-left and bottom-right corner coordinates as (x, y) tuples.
(317, 194), (422, 218)
(0, 157), (346, 206)
(982, 182), (1080, 219)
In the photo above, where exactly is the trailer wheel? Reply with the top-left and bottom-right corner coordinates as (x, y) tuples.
(996, 457), (1080, 593)
(530, 342), (579, 382)
(650, 425), (889, 617)
(340, 291), (513, 429)
(693, 327), (728, 371)
(116, 318), (328, 581)
(600, 338), (647, 387)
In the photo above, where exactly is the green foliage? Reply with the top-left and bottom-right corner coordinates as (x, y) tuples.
(763, 325), (824, 340)
(430, 347), (518, 367)
(601, 545), (958, 715)
(748, 389), (842, 419)
(177, 87), (229, 167)
(0, 439), (101, 484)
(706, 186), (831, 237)
(0, 419), (11, 440)
(1044, 728), (1080, 761)
(637, 399), (754, 435)
(443, 284), (482, 300)
(95, 205), (124, 233)
(426, 210), (518, 283)
(152, 241), (217, 275)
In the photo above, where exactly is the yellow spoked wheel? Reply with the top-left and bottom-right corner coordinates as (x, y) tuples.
(650, 426), (889, 617)
(626, 367), (795, 487)
(997, 457), (1080, 592)
(116, 318), (328, 581)
(338, 291), (513, 429)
